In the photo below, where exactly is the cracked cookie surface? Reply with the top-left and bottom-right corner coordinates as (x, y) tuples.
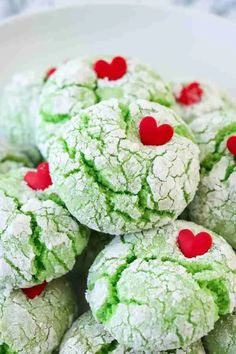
(49, 99), (200, 235)
(0, 278), (76, 354)
(37, 57), (174, 157)
(59, 310), (205, 354)
(0, 168), (89, 291)
(0, 72), (43, 163)
(189, 108), (236, 248)
(86, 220), (236, 352)
(189, 108), (236, 162)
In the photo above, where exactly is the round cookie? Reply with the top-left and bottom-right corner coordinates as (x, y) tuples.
(189, 108), (236, 161)
(0, 71), (44, 163)
(86, 220), (236, 352)
(0, 278), (76, 354)
(172, 80), (232, 124)
(0, 139), (32, 174)
(59, 311), (206, 354)
(204, 311), (236, 354)
(189, 108), (236, 248)
(0, 166), (89, 291)
(49, 98), (200, 235)
(37, 56), (174, 157)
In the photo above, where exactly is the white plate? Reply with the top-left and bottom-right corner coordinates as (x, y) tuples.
(0, 1), (236, 97)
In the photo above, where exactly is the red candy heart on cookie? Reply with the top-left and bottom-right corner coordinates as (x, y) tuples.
(22, 282), (47, 300)
(94, 56), (127, 80)
(176, 82), (203, 106)
(45, 67), (57, 81)
(227, 136), (236, 156)
(139, 116), (174, 146)
(177, 229), (212, 258)
(24, 162), (52, 191)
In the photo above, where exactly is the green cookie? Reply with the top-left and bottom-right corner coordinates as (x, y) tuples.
(0, 168), (89, 291)
(172, 80), (233, 124)
(0, 71), (43, 163)
(0, 139), (32, 174)
(189, 108), (236, 248)
(0, 278), (76, 354)
(37, 56), (174, 157)
(189, 108), (236, 162)
(49, 99), (199, 235)
(204, 311), (236, 354)
(86, 220), (236, 352)
(60, 311), (206, 354)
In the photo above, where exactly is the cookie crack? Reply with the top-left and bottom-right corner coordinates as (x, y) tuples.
(201, 123), (236, 174)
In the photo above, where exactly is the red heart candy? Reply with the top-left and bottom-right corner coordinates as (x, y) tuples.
(177, 229), (213, 258)
(22, 282), (47, 300)
(45, 67), (57, 81)
(94, 56), (127, 80)
(176, 82), (203, 106)
(24, 162), (52, 191)
(227, 136), (236, 156)
(139, 116), (174, 146)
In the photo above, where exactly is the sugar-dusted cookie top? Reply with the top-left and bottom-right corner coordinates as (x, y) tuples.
(60, 311), (206, 354)
(172, 80), (233, 124)
(0, 165), (89, 291)
(49, 98), (200, 235)
(0, 278), (76, 354)
(37, 56), (174, 157)
(189, 108), (236, 248)
(0, 71), (44, 163)
(86, 220), (236, 352)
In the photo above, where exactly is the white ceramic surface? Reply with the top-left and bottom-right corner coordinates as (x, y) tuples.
(0, 2), (236, 97)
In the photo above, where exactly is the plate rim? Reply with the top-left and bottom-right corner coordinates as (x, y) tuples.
(1, 0), (236, 32)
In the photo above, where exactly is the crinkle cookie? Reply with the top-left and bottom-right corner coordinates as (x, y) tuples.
(86, 220), (236, 352)
(0, 71), (44, 163)
(37, 56), (174, 157)
(49, 98), (200, 235)
(172, 80), (232, 124)
(59, 311), (205, 354)
(0, 278), (76, 354)
(189, 108), (236, 161)
(0, 167), (89, 291)
(204, 311), (236, 354)
(189, 108), (236, 248)
(0, 139), (31, 174)
(190, 109), (236, 161)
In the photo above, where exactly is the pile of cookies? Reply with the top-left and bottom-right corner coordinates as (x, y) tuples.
(0, 56), (235, 353)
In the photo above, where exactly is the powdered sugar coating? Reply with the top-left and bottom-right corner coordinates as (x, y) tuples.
(49, 99), (200, 235)
(86, 220), (236, 352)
(37, 57), (174, 157)
(0, 278), (76, 354)
(189, 109), (236, 248)
(204, 311), (236, 354)
(59, 311), (205, 354)
(0, 139), (31, 174)
(0, 71), (43, 163)
(0, 168), (89, 291)
(189, 108), (236, 161)
(172, 81), (232, 124)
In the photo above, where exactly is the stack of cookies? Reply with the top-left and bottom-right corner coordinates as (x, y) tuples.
(0, 55), (235, 353)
